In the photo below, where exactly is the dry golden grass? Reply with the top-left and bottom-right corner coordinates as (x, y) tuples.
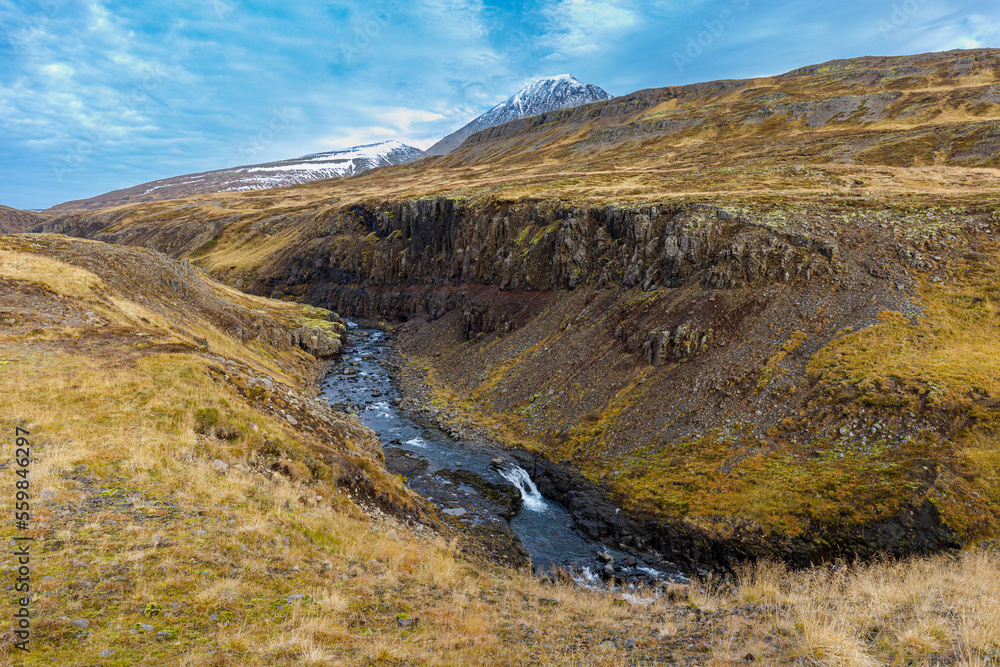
(0, 234), (338, 389)
(196, 227), (300, 274)
(0, 248), (103, 298)
(677, 552), (1000, 666)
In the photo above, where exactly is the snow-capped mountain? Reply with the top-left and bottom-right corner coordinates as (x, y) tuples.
(223, 140), (423, 190)
(424, 75), (613, 156)
(141, 141), (423, 195)
(48, 141), (423, 213)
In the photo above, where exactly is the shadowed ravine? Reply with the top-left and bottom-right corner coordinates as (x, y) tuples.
(320, 324), (685, 591)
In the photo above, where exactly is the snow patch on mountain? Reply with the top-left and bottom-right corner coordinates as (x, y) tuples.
(424, 75), (613, 156)
(211, 140), (423, 190)
(129, 141), (422, 197)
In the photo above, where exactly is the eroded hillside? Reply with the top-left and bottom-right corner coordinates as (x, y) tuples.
(0, 206), (43, 234)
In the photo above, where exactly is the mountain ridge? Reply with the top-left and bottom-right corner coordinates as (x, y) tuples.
(46, 75), (614, 215)
(423, 74), (613, 156)
(46, 140), (423, 215)
(33, 50), (1000, 226)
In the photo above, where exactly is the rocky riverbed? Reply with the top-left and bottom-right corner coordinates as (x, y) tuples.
(321, 323), (689, 591)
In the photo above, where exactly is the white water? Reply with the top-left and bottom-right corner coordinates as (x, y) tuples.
(498, 466), (547, 512)
(572, 565), (657, 605)
(572, 565), (602, 591)
(364, 401), (394, 418)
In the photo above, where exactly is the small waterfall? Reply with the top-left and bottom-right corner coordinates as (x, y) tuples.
(499, 466), (547, 512)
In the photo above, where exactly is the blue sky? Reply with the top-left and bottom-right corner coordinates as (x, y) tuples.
(0, 0), (997, 209)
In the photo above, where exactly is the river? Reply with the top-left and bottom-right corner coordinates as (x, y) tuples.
(320, 324), (685, 593)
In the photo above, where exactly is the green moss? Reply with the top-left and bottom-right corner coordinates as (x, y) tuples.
(804, 245), (1000, 540)
(193, 407), (220, 433)
(609, 428), (937, 537)
(854, 134), (938, 167)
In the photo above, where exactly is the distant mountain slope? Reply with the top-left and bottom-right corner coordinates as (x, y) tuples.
(34, 50), (1000, 225)
(47, 141), (423, 214)
(432, 48), (1000, 183)
(423, 74), (613, 156)
(0, 205), (43, 233)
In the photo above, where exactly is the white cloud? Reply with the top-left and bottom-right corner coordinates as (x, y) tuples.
(315, 130), (434, 151)
(371, 107), (447, 127)
(87, 1), (116, 35)
(420, 0), (489, 39)
(868, 6), (999, 54)
(313, 106), (450, 152)
(543, 0), (639, 57)
(0, 0), (189, 159)
(318, 127), (400, 149)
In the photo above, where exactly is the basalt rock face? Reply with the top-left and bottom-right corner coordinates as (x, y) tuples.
(252, 198), (851, 329)
(31, 209), (129, 238)
(30, 207), (227, 258)
(366, 196), (990, 569)
(288, 325), (342, 358)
